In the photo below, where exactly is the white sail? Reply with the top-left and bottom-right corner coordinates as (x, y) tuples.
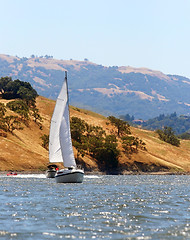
(49, 72), (76, 167)
(60, 100), (76, 168)
(49, 81), (65, 163)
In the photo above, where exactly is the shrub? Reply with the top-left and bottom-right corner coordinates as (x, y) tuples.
(40, 134), (49, 150)
(7, 100), (30, 123)
(156, 126), (180, 147)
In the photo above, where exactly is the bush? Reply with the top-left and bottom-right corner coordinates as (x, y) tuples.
(40, 134), (49, 150)
(3, 115), (23, 133)
(7, 100), (29, 122)
(156, 126), (180, 147)
(121, 136), (147, 154)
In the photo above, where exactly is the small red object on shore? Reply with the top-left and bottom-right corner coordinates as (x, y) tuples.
(7, 172), (17, 176)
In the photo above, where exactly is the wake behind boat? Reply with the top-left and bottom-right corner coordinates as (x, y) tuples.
(48, 71), (84, 183)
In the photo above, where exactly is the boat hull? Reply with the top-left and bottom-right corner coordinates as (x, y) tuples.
(55, 169), (84, 183)
(46, 170), (56, 178)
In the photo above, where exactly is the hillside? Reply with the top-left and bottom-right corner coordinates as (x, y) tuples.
(135, 112), (190, 135)
(0, 54), (190, 120)
(0, 96), (190, 173)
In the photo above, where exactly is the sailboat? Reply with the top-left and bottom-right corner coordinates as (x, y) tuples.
(48, 71), (84, 183)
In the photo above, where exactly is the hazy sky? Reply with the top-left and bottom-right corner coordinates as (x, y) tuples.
(1, 0), (190, 78)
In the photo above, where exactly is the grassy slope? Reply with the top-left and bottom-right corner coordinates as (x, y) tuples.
(0, 96), (190, 173)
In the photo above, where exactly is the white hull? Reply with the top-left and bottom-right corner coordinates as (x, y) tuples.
(46, 170), (56, 178)
(55, 169), (84, 183)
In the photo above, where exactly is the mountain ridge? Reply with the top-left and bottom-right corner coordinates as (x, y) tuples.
(0, 54), (190, 119)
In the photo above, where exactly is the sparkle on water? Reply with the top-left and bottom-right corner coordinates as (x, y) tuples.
(0, 174), (189, 239)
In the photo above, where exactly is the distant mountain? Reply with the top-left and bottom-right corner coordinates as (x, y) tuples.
(0, 54), (190, 119)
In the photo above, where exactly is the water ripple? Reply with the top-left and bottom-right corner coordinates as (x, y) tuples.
(0, 174), (189, 239)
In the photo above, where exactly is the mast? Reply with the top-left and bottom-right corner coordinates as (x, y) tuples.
(59, 71), (76, 167)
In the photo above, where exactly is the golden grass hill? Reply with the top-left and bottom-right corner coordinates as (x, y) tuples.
(0, 95), (189, 174)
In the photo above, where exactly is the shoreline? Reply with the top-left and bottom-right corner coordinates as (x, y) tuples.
(1, 170), (189, 176)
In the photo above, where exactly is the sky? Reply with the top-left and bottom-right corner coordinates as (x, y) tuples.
(1, 0), (190, 78)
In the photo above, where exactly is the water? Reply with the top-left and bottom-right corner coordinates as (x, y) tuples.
(0, 174), (189, 239)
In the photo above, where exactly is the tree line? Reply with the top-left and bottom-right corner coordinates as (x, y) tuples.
(138, 112), (190, 136)
(123, 112), (189, 141)
(70, 116), (146, 173)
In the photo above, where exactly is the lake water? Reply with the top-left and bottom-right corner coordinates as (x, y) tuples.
(0, 174), (189, 239)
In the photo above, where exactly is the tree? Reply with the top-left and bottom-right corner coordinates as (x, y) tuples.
(0, 77), (38, 103)
(0, 102), (24, 134)
(0, 77), (12, 94)
(5, 79), (21, 98)
(70, 117), (86, 143)
(99, 135), (119, 170)
(70, 116), (120, 171)
(122, 136), (146, 154)
(17, 85), (37, 105)
(107, 116), (146, 155)
(70, 117), (87, 157)
(107, 116), (131, 136)
(30, 106), (43, 129)
(122, 136), (136, 154)
(120, 113), (135, 122)
(156, 126), (180, 147)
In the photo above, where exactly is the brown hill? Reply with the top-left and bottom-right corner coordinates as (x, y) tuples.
(1, 54), (190, 120)
(0, 96), (190, 173)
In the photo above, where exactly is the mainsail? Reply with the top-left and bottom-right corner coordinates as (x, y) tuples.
(49, 72), (76, 167)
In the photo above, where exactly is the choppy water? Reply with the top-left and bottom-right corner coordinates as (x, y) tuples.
(0, 174), (189, 239)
